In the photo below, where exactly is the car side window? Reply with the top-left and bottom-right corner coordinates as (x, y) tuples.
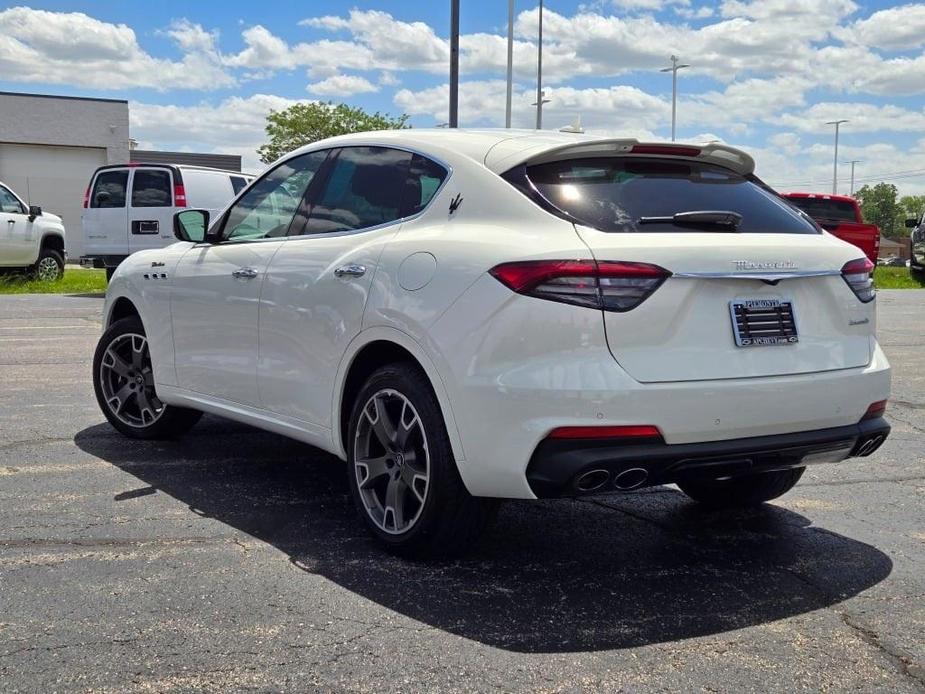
(221, 150), (328, 242)
(131, 169), (172, 207)
(400, 154), (448, 217)
(297, 147), (412, 235)
(91, 170), (128, 208)
(0, 185), (25, 214)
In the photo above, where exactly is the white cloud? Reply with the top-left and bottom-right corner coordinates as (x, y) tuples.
(0, 7), (233, 91)
(611, 0), (690, 10)
(307, 74), (378, 97)
(777, 102), (925, 134)
(846, 3), (925, 50)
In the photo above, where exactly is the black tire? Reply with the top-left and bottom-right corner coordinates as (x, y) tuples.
(93, 316), (202, 440)
(31, 248), (64, 281)
(105, 267), (116, 282)
(911, 262), (925, 280)
(677, 467), (805, 508)
(346, 362), (498, 558)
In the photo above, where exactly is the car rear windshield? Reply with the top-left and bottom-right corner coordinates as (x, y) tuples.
(784, 196), (857, 223)
(512, 157), (818, 234)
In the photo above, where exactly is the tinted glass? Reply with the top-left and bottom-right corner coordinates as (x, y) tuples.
(131, 169), (172, 207)
(300, 147), (412, 234)
(230, 176), (248, 195)
(222, 151), (327, 241)
(522, 158), (818, 234)
(400, 154), (448, 217)
(0, 185), (24, 214)
(784, 197), (856, 223)
(91, 170), (128, 209)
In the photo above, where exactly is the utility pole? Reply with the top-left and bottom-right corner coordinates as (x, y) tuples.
(826, 119), (848, 194)
(449, 0), (459, 128)
(660, 55), (690, 142)
(505, 0), (514, 128)
(844, 159), (861, 196)
(533, 0), (549, 129)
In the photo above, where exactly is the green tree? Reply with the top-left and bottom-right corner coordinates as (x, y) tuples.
(899, 195), (925, 224)
(257, 102), (410, 164)
(854, 182), (902, 238)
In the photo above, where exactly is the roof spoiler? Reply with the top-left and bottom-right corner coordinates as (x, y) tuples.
(486, 138), (756, 177)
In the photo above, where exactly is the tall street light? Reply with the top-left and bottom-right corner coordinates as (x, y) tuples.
(826, 119), (848, 194)
(505, 0), (514, 128)
(843, 159), (861, 196)
(660, 55), (690, 142)
(449, 0), (460, 128)
(534, 0), (549, 129)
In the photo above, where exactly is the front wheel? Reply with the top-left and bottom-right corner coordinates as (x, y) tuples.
(677, 467), (805, 508)
(346, 363), (497, 558)
(92, 316), (202, 439)
(32, 248), (64, 281)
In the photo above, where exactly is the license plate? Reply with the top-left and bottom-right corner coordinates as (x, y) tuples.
(729, 298), (798, 347)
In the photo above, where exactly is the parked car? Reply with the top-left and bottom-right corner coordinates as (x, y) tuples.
(782, 193), (880, 265)
(0, 179), (66, 280)
(907, 213), (924, 278)
(80, 164), (253, 279)
(92, 131), (891, 557)
(877, 255), (906, 268)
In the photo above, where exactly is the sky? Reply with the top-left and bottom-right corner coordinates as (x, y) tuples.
(1, 1), (924, 196)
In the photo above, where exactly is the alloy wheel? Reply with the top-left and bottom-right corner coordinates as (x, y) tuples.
(98, 333), (164, 427)
(36, 257), (60, 281)
(354, 388), (430, 535)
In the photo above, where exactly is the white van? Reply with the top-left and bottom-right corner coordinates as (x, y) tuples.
(80, 164), (253, 278)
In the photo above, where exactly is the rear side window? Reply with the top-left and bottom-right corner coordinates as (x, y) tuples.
(400, 154), (448, 217)
(512, 158), (818, 235)
(230, 176), (248, 195)
(91, 170), (128, 208)
(300, 146), (412, 234)
(785, 197), (856, 223)
(131, 169), (172, 207)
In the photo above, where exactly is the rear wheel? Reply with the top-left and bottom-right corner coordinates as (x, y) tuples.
(346, 363), (497, 558)
(93, 316), (202, 439)
(31, 248), (64, 281)
(677, 468), (805, 508)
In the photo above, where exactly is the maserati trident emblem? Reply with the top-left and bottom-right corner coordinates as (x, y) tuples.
(732, 260), (797, 271)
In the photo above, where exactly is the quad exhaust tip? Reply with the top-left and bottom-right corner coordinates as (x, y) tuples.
(575, 469), (610, 492)
(856, 433), (885, 457)
(613, 467), (649, 490)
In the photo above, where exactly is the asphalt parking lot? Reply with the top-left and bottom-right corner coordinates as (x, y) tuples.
(1, 291), (923, 693)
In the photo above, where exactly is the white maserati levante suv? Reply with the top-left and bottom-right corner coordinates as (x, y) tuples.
(92, 130), (891, 556)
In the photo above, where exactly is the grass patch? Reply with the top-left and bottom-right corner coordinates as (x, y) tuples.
(873, 265), (925, 289)
(0, 268), (107, 295)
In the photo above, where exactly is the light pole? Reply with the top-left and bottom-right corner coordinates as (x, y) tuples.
(534, 0), (548, 129)
(449, 0), (459, 128)
(826, 119), (848, 194)
(505, 0), (514, 128)
(843, 159), (861, 196)
(660, 55), (690, 142)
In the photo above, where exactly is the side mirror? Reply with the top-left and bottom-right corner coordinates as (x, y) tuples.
(173, 209), (210, 243)
(28, 205), (42, 222)
(905, 218), (919, 228)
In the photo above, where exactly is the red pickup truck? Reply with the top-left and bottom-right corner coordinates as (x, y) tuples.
(782, 193), (880, 264)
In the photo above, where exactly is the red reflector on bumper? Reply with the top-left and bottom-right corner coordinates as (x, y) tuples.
(548, 425), (662, 440)
(861, 400), (887, 421)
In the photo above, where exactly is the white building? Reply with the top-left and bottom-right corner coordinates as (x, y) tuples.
(0, 91), (130, 260)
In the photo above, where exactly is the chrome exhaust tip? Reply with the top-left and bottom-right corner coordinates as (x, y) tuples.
(856, 434), (885, 457)
(574, 469), (611, 492)
(613, 467), (649, 490)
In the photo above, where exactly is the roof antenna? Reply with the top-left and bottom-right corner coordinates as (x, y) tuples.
(559, 115), (584, 134)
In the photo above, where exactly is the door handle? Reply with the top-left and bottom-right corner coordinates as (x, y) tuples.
(334, 264), (366, 278)
(232, 267), (258, 280)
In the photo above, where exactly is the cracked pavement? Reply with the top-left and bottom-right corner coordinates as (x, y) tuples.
(0, 291), (923, 693)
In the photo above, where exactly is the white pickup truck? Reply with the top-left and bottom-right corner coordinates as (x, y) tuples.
(0, 179), (66, 280)
(80, 163), (252, 279)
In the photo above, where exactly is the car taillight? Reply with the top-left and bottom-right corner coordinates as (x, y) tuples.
(174, 184), (187, 207)
(83, 185), (91, 208)
(548, 425), (662, 440)
(489, 259), (670, 312)
(861, 400), (887, 421)
(841, 257), (875, 302)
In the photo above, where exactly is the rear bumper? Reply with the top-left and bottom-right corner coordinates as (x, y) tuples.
(527, 417), (890, 498)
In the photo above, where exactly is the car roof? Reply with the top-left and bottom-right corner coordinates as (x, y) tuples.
(291, 128), (756, 176)
(91, 163), (250, 177)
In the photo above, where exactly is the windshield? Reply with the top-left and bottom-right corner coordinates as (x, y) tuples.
(516, 158), (819, 235)
(784, 196), (857, 223)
